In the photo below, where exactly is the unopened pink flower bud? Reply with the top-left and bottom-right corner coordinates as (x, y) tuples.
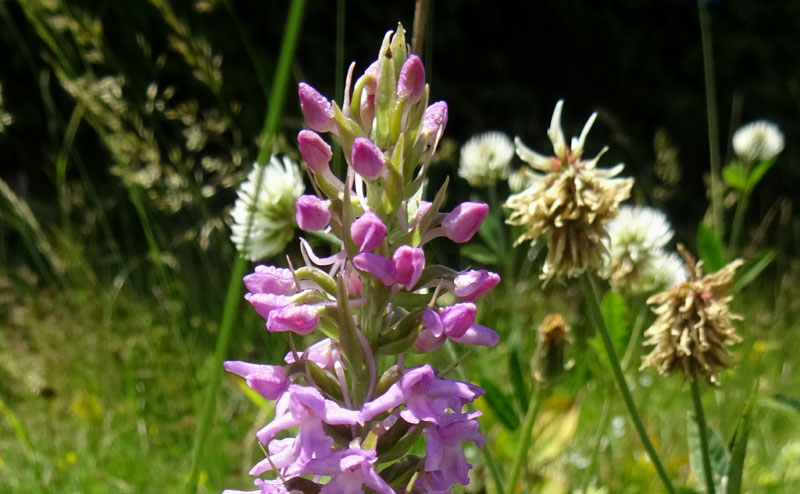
(298, 82), (335, 133)
(442, 202), (488, 243)
(392, 245), (425, 291)
(223, 361), (288, 399)
(297, 130), (332, 172)
(267, 305), (319, 334)
(351, 211), (386, 252)
(450, 324), (499, 347)
(353, 252), (395, 286)
(244, 265), (297, 295)
(295, 195), (330, 231)
(347, 267), (363, 296)
(351, 137), (385, 179)
(420, 101), (448, 146)
(440, 303), (477, 338)
(397, 55), (425, 105)
(453, 269), (500, 301)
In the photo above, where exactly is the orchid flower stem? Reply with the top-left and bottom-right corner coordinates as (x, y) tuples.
(691, 375), (716, 494)
(505, 384), (547, 494)
(186, 1), (306, 491)
(580, 273), (676, 494)
(445, 342), (505, 494)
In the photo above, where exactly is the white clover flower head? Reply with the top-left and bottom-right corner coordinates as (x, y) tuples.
(508, 167), (535, 192)
(458, 131), (514, 187)
(230, 155), (304, 261)
(603, 205), (682, 293)
(643, 250), (688, 290)
(607, 205), (674, 261)
(732, 120), (784, 162)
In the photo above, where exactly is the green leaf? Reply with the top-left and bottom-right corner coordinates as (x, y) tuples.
(508, 349), (529, 415)
(722, 162), (748, 191)
(745, 158), (776, 192)
(726, 382), (758, 494)
(772, 394), (800, 415)
(460, 244), (500, 265)
(697, 223), (726, 272)
(477, 208), (507, 258)
(601, 291), (630, 356)
(730, 250), (775, 294)
(688, 412), (729, 494)
(479, 378), (520, 430)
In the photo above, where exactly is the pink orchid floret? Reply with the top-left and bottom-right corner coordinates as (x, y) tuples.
(298, 83), (335, 134)
(266, 305), (320, 334)
(244, 266), (297, 295)
(424, 411), (486, 487)
(360, 365), (483, 424)
(392, 245), (425, 290)
(295, 195), (330, 231)
(442, 202), (488, 243)
(283, 338), (338, 370)
(303, 447), (394, 494)
(223, 361), (288, 400)
(251, 385), (362, 476)
(297, 129), (332, 172)
(351, 211), (387, 252)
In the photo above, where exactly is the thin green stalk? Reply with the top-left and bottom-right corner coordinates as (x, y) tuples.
(580, 273), (676, 494)
(445, 342), (505, 494)
(331, 0), (345, 177)
(729, 192), (750, 255)
(698, 0), (724, 239)
(691, 376), (716, 494)
(505, 384), (547, 494)
(186, 1), (306, 491)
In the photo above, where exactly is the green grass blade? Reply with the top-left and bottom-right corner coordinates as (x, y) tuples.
(186, 1), (307, 492)
(726, 382), (758, 494)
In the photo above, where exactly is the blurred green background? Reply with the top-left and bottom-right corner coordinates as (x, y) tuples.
(0, 1), (798, 493)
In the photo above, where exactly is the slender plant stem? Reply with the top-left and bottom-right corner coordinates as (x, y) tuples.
(580, 273), (676, 494)
(445, 342), (505, 494)
(729, 192), (750, 255)
(505, 384), (547, 494)
(691, 376), (716, 494)
(411, 0), (431, 54)
(698, 0), (724, 239)
(186, 1), (306, 492)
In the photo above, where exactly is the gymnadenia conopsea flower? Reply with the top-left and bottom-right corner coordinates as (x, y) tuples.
(224, 25), (500, 494)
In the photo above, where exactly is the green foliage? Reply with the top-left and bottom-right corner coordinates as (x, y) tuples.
(697, 223), (726, 272)
(688, 412), (729, 494)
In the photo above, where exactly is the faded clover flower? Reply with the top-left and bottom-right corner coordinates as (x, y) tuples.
(641, 245), (743, 385)
(505, 100), (633, 279)
(458, 131), (514, 187)
(230, 155), (304, 261)
(602, 205), (687, 293)
(732, 120), (784, 163)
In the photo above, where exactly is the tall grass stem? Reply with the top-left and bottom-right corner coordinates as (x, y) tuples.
(698, 0), (724, 239)
(505, 384), (547, 494)
(186, 1), (306, 491)
(580, 273), (676, 494)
